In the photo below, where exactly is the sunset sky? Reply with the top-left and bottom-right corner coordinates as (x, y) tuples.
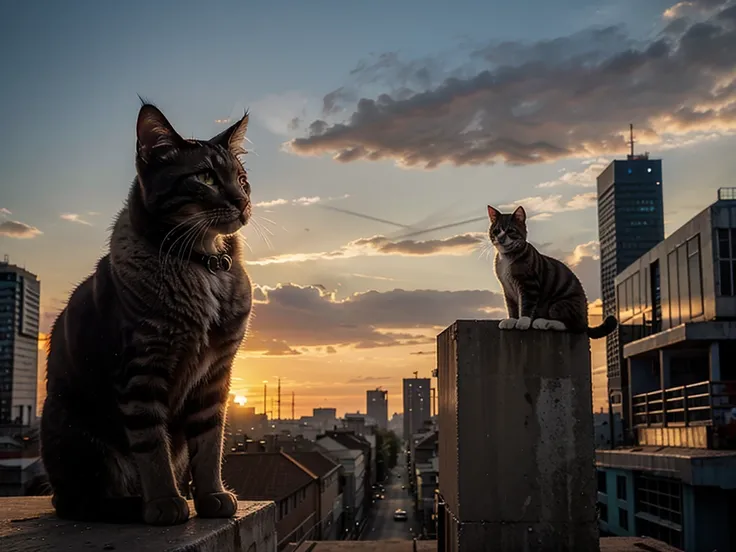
(2, 0), (736, 417)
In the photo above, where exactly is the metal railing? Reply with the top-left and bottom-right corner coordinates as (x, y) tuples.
(632, 380), (736, 428)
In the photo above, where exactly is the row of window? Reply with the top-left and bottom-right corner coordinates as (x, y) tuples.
(617, 234), (703, 327)
(597, 471), (683, 549)
(277, 486), (309, 521)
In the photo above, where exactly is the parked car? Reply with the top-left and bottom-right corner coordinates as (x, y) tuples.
(393, 509), (408, 521)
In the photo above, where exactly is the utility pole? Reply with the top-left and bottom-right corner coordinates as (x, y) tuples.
(291, 392), (295, 420)
(277, 377), (281, 421)
(263, 381), (268, 417)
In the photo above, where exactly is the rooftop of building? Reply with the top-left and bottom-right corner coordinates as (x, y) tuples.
(289, 450), (341, 478)
(222, 451), (317, 502)
(319, 430), (371, 451)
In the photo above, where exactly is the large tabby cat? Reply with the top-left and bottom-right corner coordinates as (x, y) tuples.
(487, 205), (617, 338)
(41, 103), (253, 526)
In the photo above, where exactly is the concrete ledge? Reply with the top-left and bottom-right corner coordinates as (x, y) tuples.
(0, 496), (276, 552)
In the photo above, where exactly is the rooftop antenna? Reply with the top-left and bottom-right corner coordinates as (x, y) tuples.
(628, 123), (635, 158)
(413, 371), (419, 379)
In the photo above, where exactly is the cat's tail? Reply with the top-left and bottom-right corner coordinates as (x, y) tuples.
(587, 315), (618, 339)
(52, 494), (144, 523)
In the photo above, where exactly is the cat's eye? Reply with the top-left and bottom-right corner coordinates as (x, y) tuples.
(238, 174), (249, 192)
(196, 172), (216, 187)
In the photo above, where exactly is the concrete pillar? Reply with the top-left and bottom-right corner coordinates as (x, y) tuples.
(437, 320), (599, 552)
(709, 342), (721, 381)
(660, 350), (672, 389)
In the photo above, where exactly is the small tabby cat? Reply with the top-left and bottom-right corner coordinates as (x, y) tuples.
(487, 205), (617, 338)
(41, 103), (253, 525)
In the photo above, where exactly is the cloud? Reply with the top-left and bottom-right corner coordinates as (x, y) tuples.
(249, 232), (484, 266)
(0, 220), (42, 239)
(0, 208), (11, 216)
(243, 284), (505, 352)
(286, 2), (736, 169)
(664, 0), (729, 19)
(254, 194), (349, 209)
(346, 376), (392, 383)
(326, 346), (337, 354)
(537, 158), (610, 188)
(60, 213), (92, 226)
(499, 193), (597, 217)
(410, 351), (435, 356)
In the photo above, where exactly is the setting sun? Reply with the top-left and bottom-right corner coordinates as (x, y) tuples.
(233, 395), (248, 406)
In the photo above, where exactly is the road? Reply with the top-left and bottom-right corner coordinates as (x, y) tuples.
(361, 457), (419, 540)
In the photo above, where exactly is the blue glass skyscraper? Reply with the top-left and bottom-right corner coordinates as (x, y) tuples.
(597, 134), (664, 441)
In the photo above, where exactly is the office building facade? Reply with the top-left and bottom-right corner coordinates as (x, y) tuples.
(402, 378), (430, 441)
(0, 257), (41, 425)
(596, 189), (736, 551)
(597, 153), (664, 438)
(366, 388), (388, 430)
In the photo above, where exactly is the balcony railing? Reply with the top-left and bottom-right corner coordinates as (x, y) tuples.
(632, 380), (736, 428)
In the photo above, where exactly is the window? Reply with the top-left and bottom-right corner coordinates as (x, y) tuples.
(668, 251), (680, 325)
(618, 507), (629, 530)
(635, 474), (683, 549)
(717, 228), (736, 296)
(598, 502), (608, 522)
(677, 244), (690, 321)
(597, 471), (607, 494)
(688, 236), (703, 317)
(616, 475), (627, 501)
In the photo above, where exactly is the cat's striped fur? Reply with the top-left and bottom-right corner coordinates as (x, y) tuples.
(41, 104), (253, 526)
(488, 205), (617, 338)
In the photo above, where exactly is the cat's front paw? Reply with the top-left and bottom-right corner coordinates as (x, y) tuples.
(532, 318), (567, 331)
(195, 491), (238, 518)
(499, 318), (518, 330)
(515, 316), (532, 330)
(143, 496), (190, 526)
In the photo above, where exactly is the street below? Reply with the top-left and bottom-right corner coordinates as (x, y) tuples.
(361, 455), (419, 540)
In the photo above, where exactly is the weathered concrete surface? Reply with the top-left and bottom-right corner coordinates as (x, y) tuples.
(289, 537), (681, 551)
(437, 320), (599, 552)
(0, 496), (276, 552)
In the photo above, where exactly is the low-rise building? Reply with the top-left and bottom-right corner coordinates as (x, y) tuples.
(291, 451), (344, 540)
(413, 430), (438, 538)
(222, 451), (320, 550)
(317, 431), (369, 536)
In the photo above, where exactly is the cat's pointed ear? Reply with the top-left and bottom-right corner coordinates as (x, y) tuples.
(136, 104), (183, 163)
(487, 205), (500, 223)
(512, 206), (527, 225)
(210, 111), (249, 157)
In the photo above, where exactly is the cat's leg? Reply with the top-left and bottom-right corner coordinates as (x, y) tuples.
(184, 359), (238, 518)
(498, 293), (519, 330)
(515, 287), (540, 330)
(119, 336), (190, 526)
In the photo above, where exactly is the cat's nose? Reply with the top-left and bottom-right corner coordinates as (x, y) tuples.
(234, 196), (249, 213)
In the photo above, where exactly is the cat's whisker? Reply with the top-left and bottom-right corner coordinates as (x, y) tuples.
(250, 218), (274, 250)
(254, 215), (277, 226)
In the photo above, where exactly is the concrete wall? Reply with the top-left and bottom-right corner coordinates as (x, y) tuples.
(437, 320), (599, 551)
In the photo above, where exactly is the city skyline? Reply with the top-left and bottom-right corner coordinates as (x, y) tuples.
(2, 0), (736, 415)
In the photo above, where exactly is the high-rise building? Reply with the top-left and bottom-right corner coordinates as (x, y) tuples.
(0, 256), (41, 425)
(402, 377), (430, 441)
(366, 388), (388, 429)
(596, 133), (664, 440)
